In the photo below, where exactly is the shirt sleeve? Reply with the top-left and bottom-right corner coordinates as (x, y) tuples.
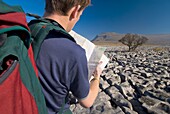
(69, 48), (90, 100)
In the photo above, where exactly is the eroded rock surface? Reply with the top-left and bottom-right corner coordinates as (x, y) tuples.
(71, 46), (170, 114)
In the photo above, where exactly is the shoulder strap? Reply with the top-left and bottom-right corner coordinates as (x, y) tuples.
(28, 18), (76, 60)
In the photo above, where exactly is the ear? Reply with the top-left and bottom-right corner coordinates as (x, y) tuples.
(69, 5), (81, 20)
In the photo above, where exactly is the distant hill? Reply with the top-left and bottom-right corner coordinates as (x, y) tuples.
(92, 32), (170, 46)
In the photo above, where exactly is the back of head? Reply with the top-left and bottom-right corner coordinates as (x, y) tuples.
(45, 0), (91, 15)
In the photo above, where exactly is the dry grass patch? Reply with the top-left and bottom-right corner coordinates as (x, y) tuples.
(93, 41), (123, 46)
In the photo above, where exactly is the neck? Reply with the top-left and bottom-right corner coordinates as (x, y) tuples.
(43, 12), (69, 31)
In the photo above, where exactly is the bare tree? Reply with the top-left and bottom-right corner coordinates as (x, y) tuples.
(119, 33), (148, 51)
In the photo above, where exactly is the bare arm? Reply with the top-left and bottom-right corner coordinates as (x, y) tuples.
(78, 62), (103, 108)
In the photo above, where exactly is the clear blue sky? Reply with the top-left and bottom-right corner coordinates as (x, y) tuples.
(4, 0), (170, 40)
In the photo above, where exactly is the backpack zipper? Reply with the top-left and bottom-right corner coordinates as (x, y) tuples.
(0, 60), (18, 84)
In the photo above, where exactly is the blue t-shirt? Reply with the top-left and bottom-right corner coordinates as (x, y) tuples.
(36, 32), (90, 114)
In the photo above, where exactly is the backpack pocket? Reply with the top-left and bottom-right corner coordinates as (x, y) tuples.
(0, 55), (18, 84)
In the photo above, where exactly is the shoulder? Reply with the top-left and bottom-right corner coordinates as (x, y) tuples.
(41, 37), (86, 60)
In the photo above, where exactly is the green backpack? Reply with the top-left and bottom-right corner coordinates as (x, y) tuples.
(0, 1), (47, 114)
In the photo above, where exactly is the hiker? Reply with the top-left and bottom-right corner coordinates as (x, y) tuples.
(29, 0), (103, 113)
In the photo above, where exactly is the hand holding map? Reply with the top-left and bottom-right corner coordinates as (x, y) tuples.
(69, 30), (109, 80)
